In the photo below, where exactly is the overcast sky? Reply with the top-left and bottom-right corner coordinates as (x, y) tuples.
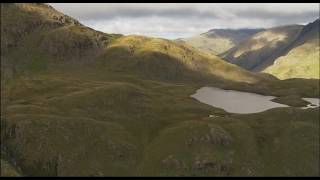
(50, 3), (319, 39)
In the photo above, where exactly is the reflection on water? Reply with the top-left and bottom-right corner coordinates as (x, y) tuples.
(191, 87), (319, 114)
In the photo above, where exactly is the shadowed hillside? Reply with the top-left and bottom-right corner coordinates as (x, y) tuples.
(1, 3), (122, 78)
(178, 28), (263, 55)
(264, 19), (320, 79)
(221, 25), (303, 71)
(221, 19), (319, 80)
(97, 35), (260, 83)
(1, 3), (319, 176)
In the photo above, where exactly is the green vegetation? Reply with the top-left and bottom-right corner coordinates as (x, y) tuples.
(2, 69), (318, 176)
(139, 108), (319, 176)
(179, 29), (263, 55)
(271, 95), (310, 107)
(1, 70), (224, 176)
(178, 35), (235, 55)
(1, 160), (21, 177)
(264, 44), (319, 79)
(221, 19), (319, 80)
(97, 35), (260, 84)
(264, 19), (320, 79)
(222, 25), (303, 71)
(1, 3), (319, 176)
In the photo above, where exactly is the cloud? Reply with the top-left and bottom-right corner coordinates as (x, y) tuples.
(233, 4), (319, 25)
(49, 3), (319, 39)
(50, 3), (225, 20)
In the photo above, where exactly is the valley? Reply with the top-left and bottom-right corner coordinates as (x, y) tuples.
(0, 3), (319, 177)
(182, 20), (319, 80)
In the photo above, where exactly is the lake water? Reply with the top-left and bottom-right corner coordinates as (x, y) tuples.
(191, 87), (319, 114)
(302, 98), (320, 109)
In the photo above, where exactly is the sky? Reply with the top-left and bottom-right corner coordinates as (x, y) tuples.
(50, 3), (319, 39)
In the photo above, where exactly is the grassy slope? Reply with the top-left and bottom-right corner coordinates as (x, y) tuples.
(2, 69), (319, 176)
(1, 3), (319, 176)
(1, 3), (121, 78)
(264, 43), (319, 79)
(98, 35), (259, 84)
(222, 25), (303, 71)
(1, 70), (225, 176)
(264, 19), (320, 79)
(179, 35), (235, 55)
(1, 159), (21, 176)
(180, 29), (263, 55)
(139, 108), (319, 176)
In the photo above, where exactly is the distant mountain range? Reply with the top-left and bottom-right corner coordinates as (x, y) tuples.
(221, 25), (304, 71)
(180, 20), (319, 79)
(1, 3), (261, 84)
(263, 19), (319, 79)
(1, 3), (319, 177)
(177, 28), (263, 55)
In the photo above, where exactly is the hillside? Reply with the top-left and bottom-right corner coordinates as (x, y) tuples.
(178, 29), (263, 55)
(263, 19), (320, 79)
(0, 159), (21, 176)
(1, 3), (122, 78)
(97, 35), (262, 84)
(1, 3), (82, 54)
(1, 4), (261, 85)
(1, 3), (319, 176)
(222, 25), (303, 71)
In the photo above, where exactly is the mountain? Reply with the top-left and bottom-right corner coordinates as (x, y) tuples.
(221, 19), (320, 80)
(221, 25), (304, 71)
(178, 28), (263, 55)
(1, 3), (122, 77)
(263, 19), (320, 79)
(1, 4), (261, 84)
(1, 3), (319, 176)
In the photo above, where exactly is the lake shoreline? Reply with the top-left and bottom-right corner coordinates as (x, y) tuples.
(191, 86), (320, 114)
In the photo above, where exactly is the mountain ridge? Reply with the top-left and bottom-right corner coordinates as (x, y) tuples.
(1, 3), (319, 176)
(221, 24), (304, 71)
(177, 28), (264, 55)
(263, 18), (319, 79)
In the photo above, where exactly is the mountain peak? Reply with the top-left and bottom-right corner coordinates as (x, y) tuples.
(2, 3), (82, 26)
